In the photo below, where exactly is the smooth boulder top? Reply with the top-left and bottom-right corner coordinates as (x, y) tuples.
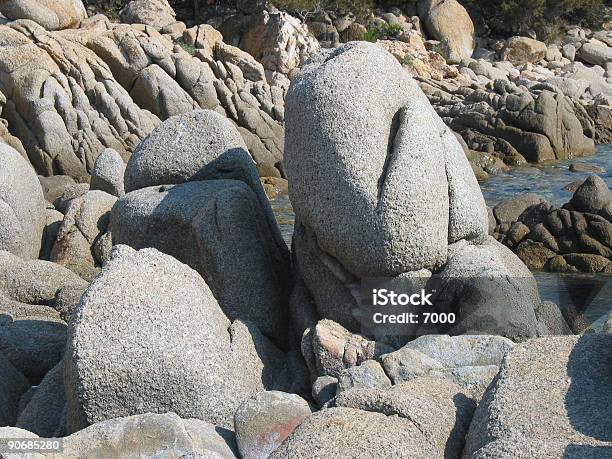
(124, 109), (250, 192)
(285, 42), (487, 278)
(0, 143), (46, 260)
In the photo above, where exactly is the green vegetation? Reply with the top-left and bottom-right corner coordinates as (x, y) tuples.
(384, 23), (404, 37)
(463, 0), (612, 37)
(400, 53), (416, 67)
(269, 0), (373, 18)
(178, 40), (196, 56)
(362, 27), (380, 42)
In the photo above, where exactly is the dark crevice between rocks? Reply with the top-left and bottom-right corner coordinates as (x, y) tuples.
(377, 108), (402, 203)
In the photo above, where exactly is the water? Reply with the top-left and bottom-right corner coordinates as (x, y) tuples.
(270, 146), (612, 319)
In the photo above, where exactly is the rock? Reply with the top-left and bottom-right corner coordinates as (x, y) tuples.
(286, 43), (488, 333)
(336, 360), (392, 394)
(38, 175), (76, 204)
(417, 0), (475, 64)
(402, 334), (515, 368)
(60, 413), (237, 458)
(0, 0), (87, 30)
(569, 163), (606, 174)
(0, 144), (46, 259)
(111, 180), (290, 342)
(89, 148), (126, 197)
(464, 335), (612, 457)
(311, 376), (338, 407)
(16, 362), (65, 437)
(125, 110), (251, 192)
(562, 43), (576, 61)
(50, 190), (117, 281)
(53, 184), (89, 214)
(273, 379), (475, 458)
(579, 42), (612, 66)
(0, 354), (30, 426)
(493, 193), (546, 225)
(234, 391), (311, 459)
(571, 175), (611, 214)
(65, 246), (288, 432)
(436, 237), (541, 339)
(380, 346), (444, 383)
(535, 301), (572, 335)
(502, 37), (548, 65)
(119, 0), (176, 29)
(303, 320), (392, 379)
(0, 312), (66, 384)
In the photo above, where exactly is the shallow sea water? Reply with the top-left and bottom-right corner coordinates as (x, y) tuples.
(270, 145), (612, 323)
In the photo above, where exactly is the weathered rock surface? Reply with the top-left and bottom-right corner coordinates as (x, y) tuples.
(418, 0), (475, 64)
(0, 353), (30, 426)
(119, 0), (176, 29)
(16, 362), (65, 437)
(0, 0), (87, 30)
(111, 179), (290, 342)
(464, 335), (612, 457)
(50, 190), (117, 280)
(234, 391), (311, 459)
(0, 144), (46, 259)
(2, 413), (238, 458)
(65, 246), (289, 432)
(89, 148), (125, 197)
(272, 378), (475, 458)
(502, 37), (548, 65)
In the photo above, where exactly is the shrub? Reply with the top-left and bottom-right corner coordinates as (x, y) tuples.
(269, 0), (373, 18)
(362, 27), (380, 42)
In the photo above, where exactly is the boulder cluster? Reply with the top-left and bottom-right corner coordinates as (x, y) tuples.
(0, 0), (610, 457)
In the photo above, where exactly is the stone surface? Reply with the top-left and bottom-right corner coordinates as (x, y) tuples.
(89, 148), (126, 197)
(0, 354), (30, 427)
(234, 391), (311, 459)
(111, 180), (290, 342)
(311, 376), (338, 407)
(579, 42), (612, 66)
(571, 175), (611, 214)
(493, 193), (547, 225)
(464, 335), (612, 457)
(119, 0), (176, 29)
(417, 0), (475, 64)
(50, 190), (117, 281)
(336, 360), (392, 394)
(0, 144), (46, 259)
(502, 37), (548, 65)
(16, 362), (65, 437)
(0, 0), (87, 30)
(273, 378), (475, 458)
(65, 245), (288, 432)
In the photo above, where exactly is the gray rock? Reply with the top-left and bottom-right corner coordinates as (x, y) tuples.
(0, 143), (46, 259)
(53, 183), (89, 214)
(65, 245), (288, 432)
(234, 391), (311, 459)
(502, 36), (547, 65)
(464, 335), (612, 457)
(436, 237), (541, 339)
(111, 180), (290, 342)
(125, 110), (248, 192)
(311, 376), (338, 407)
(273, 378), (475, 458)
(16, 362), (65, 437)
(62, 412), (238, 458)
(380, 346), (444, 384)
(336, 360), (392, 394)
(0, 250), (88, 308)
(493, 193), (547, 225)
(90, 148), (126, 197)
(535, 300), (572, 335)
(0, 354), (30, 426)
(0, 312), (66, 384)
(579, 42), (612, 66)
(429, 365), (499, 399)
(50, 190), (117, 281)
(571, 175), (611, 213)
(402, 334), (515, 368)
(38, 175), (76, 204)
(562, 43), (576, 61)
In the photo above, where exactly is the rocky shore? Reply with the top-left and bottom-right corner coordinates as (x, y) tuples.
(0, 0), (611, 458)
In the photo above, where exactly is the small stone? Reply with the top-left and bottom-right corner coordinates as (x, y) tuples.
(336, 360), (392, 394)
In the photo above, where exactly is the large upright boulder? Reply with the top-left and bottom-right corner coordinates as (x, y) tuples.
(285, 42), (540, 340)
(417, 0), (475, 64)
(0, 0), (87, 30)
(0, 144), (46, 259)
(118, 0), (176, 29)
(65, 246), (289, 432)
(465, 335), (612, 457)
